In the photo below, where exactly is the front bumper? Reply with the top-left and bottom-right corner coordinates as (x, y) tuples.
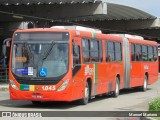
(9, 85), (73, 102)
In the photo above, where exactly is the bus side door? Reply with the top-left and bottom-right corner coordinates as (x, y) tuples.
(72, 37), (84, 99)
(130, 44), (142, 87)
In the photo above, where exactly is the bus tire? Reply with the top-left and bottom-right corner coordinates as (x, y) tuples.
(78, 82), (90, 105)
(142, 75), (148, 92)
(32, 101), (41, 105)
(112, 77), (120, 97)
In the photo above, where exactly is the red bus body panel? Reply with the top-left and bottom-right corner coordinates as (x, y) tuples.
(9, 28), (158, 102)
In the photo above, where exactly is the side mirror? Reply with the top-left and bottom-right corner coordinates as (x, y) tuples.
(1, 38), (11, 68)
(2, 44), (6, 57)
(2, 38), (11, 56)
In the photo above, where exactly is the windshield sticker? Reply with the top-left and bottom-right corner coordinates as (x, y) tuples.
(15, 57), (27, 62)
(15, 68), (28, 75)
(39, 68), (47, 77)
(28, 67), (33, 75)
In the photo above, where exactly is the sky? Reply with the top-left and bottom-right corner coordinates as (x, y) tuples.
(106, 0), (160, 17)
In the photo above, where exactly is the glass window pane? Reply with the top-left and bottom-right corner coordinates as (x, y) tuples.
(115, 52), (121, 61)
(115, 42), (121, 52)
(73, 45), (80, 66)
(90, 40), (99, 62)
(115, 42), (122, 62)
(82, 39), (89, 51)
(135, 44), (142, 61)
(131, 44), (136, 61)
(142, 45), (148, 61)
(99, 40), (103, 61)
(82, 39), (90, 63)
(148, 46), (154, 61)
(153, 46), (158, 61)
(107, 42), (114, 51)
(108, 52), (115, 61)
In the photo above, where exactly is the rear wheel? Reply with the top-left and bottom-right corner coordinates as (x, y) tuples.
(142, 75), (148, 91)
(112, 77), (120, 97)
(78, 82), (90, 105)
(32, 101), (42, 105)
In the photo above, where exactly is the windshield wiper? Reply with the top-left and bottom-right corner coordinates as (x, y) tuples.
(42, 41), (56, 60)
(24, 42), (33, 59)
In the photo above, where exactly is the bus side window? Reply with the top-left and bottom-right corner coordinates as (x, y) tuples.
(73, 45), (80, 67)
(135, 44), (142, 61)
(115, 42), (122, 62)
(105, 42), (109, 62)
(99, 40), (103, 62)
(131, 44), (136, 61)
(106, 41), (114, 62)
(82, 39), (90, 63)
(107, 54), (111, 62)
(148, 46), (154, 61)
(90, 40), (99, 62)
(153, 46), (158, 61)
(142, 45), (148, 61)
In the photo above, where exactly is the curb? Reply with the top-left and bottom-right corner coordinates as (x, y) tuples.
(0, 84), (9, 91)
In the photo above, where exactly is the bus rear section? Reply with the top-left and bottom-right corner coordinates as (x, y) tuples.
(129, 38), (158, 90)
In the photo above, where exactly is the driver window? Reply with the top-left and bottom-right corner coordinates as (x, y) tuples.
(73, 45), (80, 67)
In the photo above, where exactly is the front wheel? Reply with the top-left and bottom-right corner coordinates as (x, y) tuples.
(78, 82), (90, 105)
(112, 77), (120, 97)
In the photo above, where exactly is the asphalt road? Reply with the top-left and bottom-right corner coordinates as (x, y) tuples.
(0, 77), (160, 119)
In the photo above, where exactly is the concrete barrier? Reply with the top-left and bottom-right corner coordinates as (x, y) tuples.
(0, 84), (8, 91)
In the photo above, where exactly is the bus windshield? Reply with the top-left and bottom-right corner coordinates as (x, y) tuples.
(12, 32), (69, 78)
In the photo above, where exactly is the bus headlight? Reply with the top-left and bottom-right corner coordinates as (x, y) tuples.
(9, 79), (19, 90)
(57, 79), (69, 91)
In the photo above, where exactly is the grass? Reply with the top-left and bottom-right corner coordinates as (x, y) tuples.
(148, 98), (160, 120)
(149, 97), (160, 111)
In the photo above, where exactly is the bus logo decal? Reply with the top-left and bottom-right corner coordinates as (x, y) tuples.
(85, 65), (94, 76)
(144, 65), (149, 70)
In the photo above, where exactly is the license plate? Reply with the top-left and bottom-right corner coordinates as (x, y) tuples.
(32, 93), (42, 98)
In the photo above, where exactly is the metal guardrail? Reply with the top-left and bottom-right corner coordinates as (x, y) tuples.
(0, 68), (8, 83)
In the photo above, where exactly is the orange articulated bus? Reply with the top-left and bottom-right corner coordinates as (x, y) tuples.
(8, 26), (158, 105)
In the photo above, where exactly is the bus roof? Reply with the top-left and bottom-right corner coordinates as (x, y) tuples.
(109, 34), (144, 40)
(14, 28), (157, 46)
(128, 38), (157, 46)
(15, 28), (70, 33)
(51, 26), (102, 34)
